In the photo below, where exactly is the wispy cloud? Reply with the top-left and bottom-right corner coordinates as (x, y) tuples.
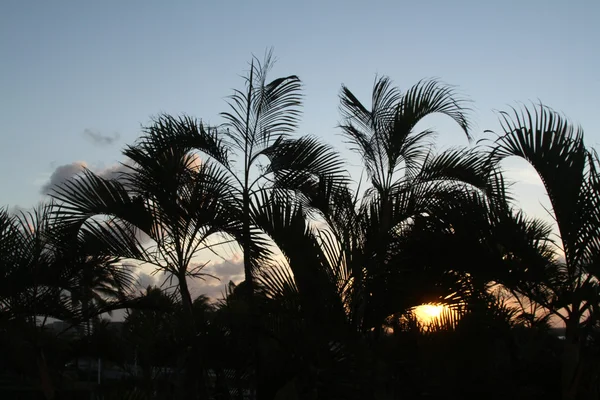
(83, 129), (120, 146)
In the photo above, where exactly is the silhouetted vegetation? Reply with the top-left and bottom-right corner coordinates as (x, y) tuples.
(1, 52), (599, 400)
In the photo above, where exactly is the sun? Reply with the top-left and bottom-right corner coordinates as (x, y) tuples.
(413, 303), (445, 324)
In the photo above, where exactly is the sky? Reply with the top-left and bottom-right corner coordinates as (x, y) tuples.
(1, 0), (599, 297)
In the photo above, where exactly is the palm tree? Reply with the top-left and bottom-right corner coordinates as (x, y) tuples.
(0, 205), (65, 400)
(486, 103), (600, 400)
(129, 49), (346, 398)
(50, 138), (247, 398)
(0, 202), (139, 399)
(254, 193), (376, 399)
(137, 49), (346, 300)
(0, 204), (69, 325)
(337, 76), (498, 334)
(44, 50), (345, 400)
(246, 79), (506, 398)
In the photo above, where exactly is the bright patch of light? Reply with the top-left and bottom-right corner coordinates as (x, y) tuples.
(413, 303), (445, 324)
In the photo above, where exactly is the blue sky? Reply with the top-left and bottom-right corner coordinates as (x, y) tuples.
(1, 0), (599, 224)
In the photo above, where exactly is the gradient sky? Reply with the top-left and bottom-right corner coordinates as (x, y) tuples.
(1, 0), (599, 226)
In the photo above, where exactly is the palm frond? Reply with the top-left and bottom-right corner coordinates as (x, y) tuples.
(251, 191), (347, 320)
(134, 114), (230, 167)
(221, 48), (302, 153)
(399, 79), (471, 140)
(340, 77), (472, 194)
(339, 76), (401, 185)
(487, 103), (586, 263)
(340, 76), (401, 138)
(260, 136), (349, 198)
(257, 261), (299, 300)
(414, 147), (495, 195)
(50, 168), (153, 234)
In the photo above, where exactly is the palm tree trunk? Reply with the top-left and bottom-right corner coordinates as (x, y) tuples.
(371, 192), (392, 338)
(179, 273), (196, 331)
(562, 317), (583, 400)
(178, 271), (208, 400)
(242, 191), (254, 297)
(242, 190), (263, 400)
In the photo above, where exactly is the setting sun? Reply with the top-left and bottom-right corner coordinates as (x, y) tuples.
(413, 304), (446, 324)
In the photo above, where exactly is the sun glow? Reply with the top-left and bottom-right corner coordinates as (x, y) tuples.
(413, 304), (446, 324)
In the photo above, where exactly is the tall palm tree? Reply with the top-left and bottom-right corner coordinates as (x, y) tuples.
(131, 50), (347, 399)
(136, 49), (347, 301)
(50, 139), (245, 399)
(48, 50), (345, 400)
(486, 103), (600, 400)
(51, 147), (241, 316)
(337, 76), (497, 334)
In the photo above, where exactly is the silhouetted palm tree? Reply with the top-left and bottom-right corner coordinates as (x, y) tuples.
(243, 78), (508, 398)
(0, 203), (138, 399)
(254, 194), (376, 399)
(1, 204), (71, 324)
(0, 204), (69, 400)
(49, 134), (252, 400)
(487, 103), (600, 400)
(135, 49), (346, 300)
(125, 50), (346, 398)
(336, 76), (497, 334)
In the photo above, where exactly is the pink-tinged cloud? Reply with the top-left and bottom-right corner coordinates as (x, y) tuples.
(40, 161), (88, 195)
(186, 258), (245, 301)
(122, 257), (245, 302)
(40, 160), (135, 195)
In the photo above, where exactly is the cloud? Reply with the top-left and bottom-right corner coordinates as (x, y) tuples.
(83, 129), (120, 146)
(40, 160), (136, 196)
(40, 151), (203, 198)
(186, 258), (245, 301)
(7, 205), (26, 215)
(505, 167), (543, 187)
(96, 161), (134, 184)
(122, 259), (244, 302)
(39, 161), (87, 195)
(134, 270), (159, 291)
